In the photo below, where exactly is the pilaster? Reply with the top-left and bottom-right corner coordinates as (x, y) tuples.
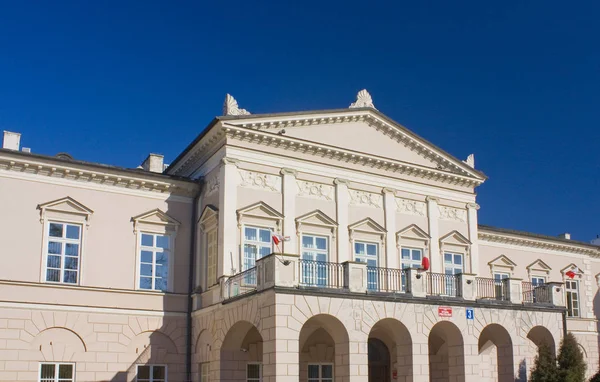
(426, 196), (441, 273)
(281, 168), (298, 254)
(466, 203), (480, 275)
(335, 178), (350, 263)
(383, 188), (397, 269)
(218, 158), (239, 278)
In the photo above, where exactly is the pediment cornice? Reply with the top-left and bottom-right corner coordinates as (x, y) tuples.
(479, 230), (600, 257)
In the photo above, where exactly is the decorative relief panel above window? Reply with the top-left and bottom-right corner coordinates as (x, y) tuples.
(205, 174), (219, 197)
(348, 190), (382, 208)
(239, 170), (281, 192)
(438, 206), (467, 222)
(396, 198), (426, 216)
(297, 180), (334, 201)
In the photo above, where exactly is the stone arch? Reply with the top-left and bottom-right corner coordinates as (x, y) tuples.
(428, 321), (465, 382)
(31, 327), (87, 362)
(299, 314), (350, 382)
(478, 324), (514, 382)
(368, 318), (412, 382)
(220, 320), (263, 382)
(125, 330), (179, 382)
(527, 326), (556, 356)
(192, 329), (214, 382)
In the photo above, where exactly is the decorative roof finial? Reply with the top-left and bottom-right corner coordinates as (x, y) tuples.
(464, 154), (475, 168)
(349, 89), (377, 110)
(223, 94), (251, 116)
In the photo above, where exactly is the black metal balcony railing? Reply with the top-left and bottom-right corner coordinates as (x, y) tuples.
(366, 266), (409, 293)
(522, 281), (552, 304)
(476, 277), (508, 301)
(427, 272), (461, 297)
(299, 259), (345, 289)
(223, 267), (257, 300)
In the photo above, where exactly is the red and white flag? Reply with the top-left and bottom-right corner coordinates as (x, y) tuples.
(566, 267), (579, 279)
(272, 234), (283, 246)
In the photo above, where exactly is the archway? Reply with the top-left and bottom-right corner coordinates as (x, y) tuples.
(428, 321), (465, 382)
(299, 314), (350, 382)
(478, 324), (514, 382)
(369, 318), (412, 382)
(527, 326), (556, 355)
(220, 321), (263, 382)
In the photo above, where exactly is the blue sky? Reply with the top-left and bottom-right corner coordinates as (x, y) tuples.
(1, 1), (598, 241)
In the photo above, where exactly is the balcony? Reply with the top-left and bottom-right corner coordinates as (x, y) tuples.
(220, 254), (566, 308)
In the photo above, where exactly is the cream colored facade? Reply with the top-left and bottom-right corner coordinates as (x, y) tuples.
(0, 91), (598, 382)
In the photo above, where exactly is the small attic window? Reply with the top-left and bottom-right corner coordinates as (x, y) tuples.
(56, 152), (74, 161)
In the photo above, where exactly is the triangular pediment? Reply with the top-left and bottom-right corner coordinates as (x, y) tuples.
(199, 205), (218, 224)
(397, 224), (430, 240)
(526, 259), (552, 274)
(237, 201), (283, 221)
(439, 230), (471, 246)
(223, 109), (485, 181)
(488, 255), (517, 269)
(37, 196), (93, 216)
(348, 218), (386, 233)
(560, 263), (583, 275)
(296, 210), (337, 228)
(132, 209), (181, 227)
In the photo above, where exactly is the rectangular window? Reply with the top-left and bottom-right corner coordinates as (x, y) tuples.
(443, 252), (463, 296)
(401, 247), (423, 292)
(39, 363), (74, 382)
(355, 241), (378, 290)
(137, 365), (166, 382)
(493, 272), (510, 299)
(566, 280), (580, 317)
(531, 276), (546, 287)
(243, 226), (272, 271)
(308, 364), (333, 382)
(247, 363), (261, 382)
(206, 229), (217, 287)
(200, 363), (209, 382)
(45, 222), (82, 284)
(301, 235), (329, 286)
(139, 233), (170, 291)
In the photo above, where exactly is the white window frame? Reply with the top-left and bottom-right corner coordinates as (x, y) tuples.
(43, 221), (83, 285)
(242, 225), (273, 271)
(566, 280), (580, 318)
(136, 364), (167, 382)
(200, 362), (209, 382)
(444, 252), (464, 275)
(307, 363), (334, 382)
(138, 232), (172, 292)
(531, 276), (546, 287)
(39, 362), (75, 382)
(300, 233), (330, 286)
(355, 241), (379, 291)
(246, 362), (262, 382)
(206, 228), (218, 288)
(401, 247), (423, 269)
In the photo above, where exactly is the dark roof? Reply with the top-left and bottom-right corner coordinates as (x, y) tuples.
(166, 107), (487, 180)
(478, 224), (599, 250)
(0, 148), (196, 184)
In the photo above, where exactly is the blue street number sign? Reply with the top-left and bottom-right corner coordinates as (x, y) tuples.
(466, 308), (474, 320)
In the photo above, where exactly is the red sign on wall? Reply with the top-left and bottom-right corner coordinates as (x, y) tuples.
(438, 306), (452, 317)
(392, 370), (398, 379)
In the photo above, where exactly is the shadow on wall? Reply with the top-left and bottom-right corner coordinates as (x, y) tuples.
(515, 359), (527, 382)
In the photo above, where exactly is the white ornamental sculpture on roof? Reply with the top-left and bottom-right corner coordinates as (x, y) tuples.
(223, 94), (251, 116)
(349, 89), (377, 110)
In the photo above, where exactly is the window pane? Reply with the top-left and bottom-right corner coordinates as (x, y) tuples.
(156, 264), (168, 278)
(140, 277), (152, 289)
(245, 227), (257, 241)
(64, 257), (78, 270)
(63, 271), (78, 284)
(155, 278), (167, 291)
(66, 225), (80, 239)
(354, 243), (364, 254)
(140, 264), (153, 276)
(316, 237), (327, 250)
(444, 253), (452, 263)
(156, 235), (169, 249)
(46, 269), (60, 282)
(40, 364), (55, 379)
(49, 223), (63, 237)
(58, 364), (73, 378)
(48, 242), (62, 255)
(401, 248), (410, 259)
(316, 253), (327, 262)
(156, 252), (168, 265)
(138, 366), (150, 379)
(247, 364), (260, 378)
(411, 249), (422, 261)
(153, 365), (166, 378)
(259, 246), (271, 258)
(322, 365), (333, 378)
(302, 236), (313, 248)
(308, 365), (319, 378)
(454, 255), (462, 265)
(367, 259), (377, 267)
(141, 234), (153, 246)
(366, 244), (377, 256)
(141, 250), (153, 263)
(259, 229), (271, 243)
(47, 255), (61, 268)
(65, 243), (79, 257)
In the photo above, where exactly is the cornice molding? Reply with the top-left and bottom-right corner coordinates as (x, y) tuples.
(280, 167), (298, 177)
(479, 231), (600, 257)
(0, 154), (198, 198)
